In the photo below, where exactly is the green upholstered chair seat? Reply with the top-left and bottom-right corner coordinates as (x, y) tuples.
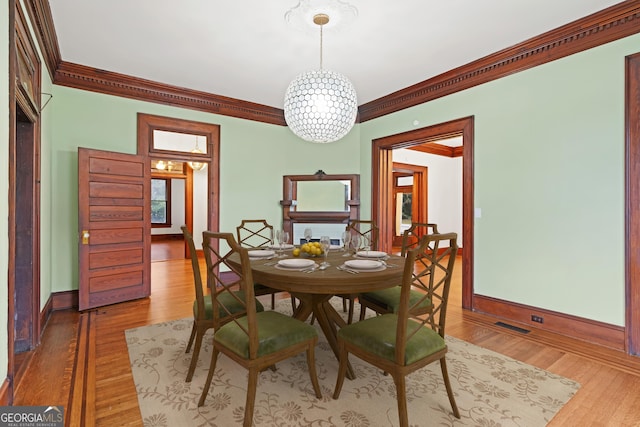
(337, 314), (445, 365)
(193, 292), (264, 319)
(215, 311), (317, 359)
(360, 287), (432, 313)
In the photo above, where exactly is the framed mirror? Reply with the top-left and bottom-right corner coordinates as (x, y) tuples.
(281, 172), (360, 242)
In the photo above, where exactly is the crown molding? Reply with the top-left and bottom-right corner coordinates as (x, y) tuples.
(25, 1), (640, 126)
(54, 61), (287, 126)
(358, 1), (640, 122)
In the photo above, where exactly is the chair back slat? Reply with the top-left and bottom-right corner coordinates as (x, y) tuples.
(346, 220), (379, 251)
(400, 222), (439, 256)
(236, 219), (274, 249)
(395, 232), (458, 364)
(202, 231), (259, 356)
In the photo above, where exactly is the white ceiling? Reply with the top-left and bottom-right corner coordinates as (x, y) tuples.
(48, 0), (622, 110)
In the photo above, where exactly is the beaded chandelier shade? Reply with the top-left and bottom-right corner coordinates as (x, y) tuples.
(284, 13), (358, 143)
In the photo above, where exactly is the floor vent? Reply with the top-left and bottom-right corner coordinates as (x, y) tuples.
(495, 321), (530, 334)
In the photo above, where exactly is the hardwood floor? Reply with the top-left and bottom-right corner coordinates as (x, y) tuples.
(150, 238), (186, 262)
(13, 256), (640, 426)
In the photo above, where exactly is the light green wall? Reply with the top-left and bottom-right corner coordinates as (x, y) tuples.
(1, 0), (11, 383)
(361, 33), (640, 326)
(49, 86), (361, 292)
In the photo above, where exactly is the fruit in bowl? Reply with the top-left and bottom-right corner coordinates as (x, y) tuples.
(296, 242), (324, 257)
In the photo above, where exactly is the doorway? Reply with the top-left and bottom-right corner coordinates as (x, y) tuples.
(150, 159), (192, 262)
(137, 113), (220, 267)
(8, 0), (43, 402)
(391, 163), (428, 247)
(372, 116), (474, 309)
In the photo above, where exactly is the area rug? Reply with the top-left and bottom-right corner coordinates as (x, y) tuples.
(125, 299), (580, 427)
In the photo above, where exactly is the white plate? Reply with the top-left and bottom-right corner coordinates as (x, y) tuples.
(277, 258), (315, 269)
(248, 250), (275, 258)
(356, 250), (387, 259)
(345, 259), (384, 270)
(268, 244), (295, 250)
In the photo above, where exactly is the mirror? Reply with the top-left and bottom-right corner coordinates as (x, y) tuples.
(281, 173), (360, 240)
(296, 180), (351, 212)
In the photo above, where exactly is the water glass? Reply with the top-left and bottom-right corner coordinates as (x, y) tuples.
(303, 228), (313, 244)
(349, 234), (361, 256)
(319, 235), (331, 267)
(341, 231), (351, 256)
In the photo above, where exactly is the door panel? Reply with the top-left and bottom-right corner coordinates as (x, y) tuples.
(78, 148), (150, 310)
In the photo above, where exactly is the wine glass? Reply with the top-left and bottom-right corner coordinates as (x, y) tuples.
(349, 234), (361, 257)
(362, 235), (371, 251)
(303, 228), (313, 245)
(278, 230), (290, 258)
(319, 235), (331, 267)
(341, 231), (351, 257)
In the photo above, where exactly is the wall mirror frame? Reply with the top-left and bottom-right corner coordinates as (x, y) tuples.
(280, 172), (360, 238)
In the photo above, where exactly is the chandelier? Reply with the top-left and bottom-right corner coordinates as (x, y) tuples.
(284, 12), (358, 143)
(187, 136), (207, 171)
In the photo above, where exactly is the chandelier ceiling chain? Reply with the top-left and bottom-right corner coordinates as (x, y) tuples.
(283, 8), (358, 144)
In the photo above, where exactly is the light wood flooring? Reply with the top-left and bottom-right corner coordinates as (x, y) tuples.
(13, 251), (640, 426)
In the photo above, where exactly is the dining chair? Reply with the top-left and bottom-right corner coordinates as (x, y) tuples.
(181, 225), (265, 383)
(339, 219), (380, 324)
(333, 232), (460, 427)
(358, 222), (439, 320)
(236, 219), (292, 310)
(198, 231), (322, 426)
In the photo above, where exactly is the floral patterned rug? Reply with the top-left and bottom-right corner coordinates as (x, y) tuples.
(125, 298), (580, 427)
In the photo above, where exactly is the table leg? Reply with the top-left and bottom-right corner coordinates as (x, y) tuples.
(292, 293), (355, 380)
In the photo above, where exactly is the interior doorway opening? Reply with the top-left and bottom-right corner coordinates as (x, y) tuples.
(372, 116), (474, 309)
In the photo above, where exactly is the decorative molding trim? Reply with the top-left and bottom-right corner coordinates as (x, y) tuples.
(473, 294), (625, 351)
(51, 290), (78, 311)
(359, 2), (640, 122)
(54, 61), (287, 126)
(625, 52), (640, 356)
(407, 143), (462, 158)
(23, 0), (60, 80)
(25, 1), (640, 125)
(39, 295), (53, 335)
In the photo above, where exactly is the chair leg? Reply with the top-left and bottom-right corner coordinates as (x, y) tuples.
(198, 347), (220, 406)
(244, 367), (259, 427)
(185, 327), (204, 382)
(359, 304), (367, 321)
(347, 297), (355, 324)
(393, 374), (409, 427)
(185, 321), (197, 353)
(306, 345), (322, 398)
(332, 342), (349, 399)
(342, 297), (348, 312)
(271, 293), (275, 309)
(290, 296), (297, 311)
(440, 357), (460, 418)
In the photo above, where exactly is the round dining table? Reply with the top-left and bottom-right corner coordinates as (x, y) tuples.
(242, 250), (405, 379)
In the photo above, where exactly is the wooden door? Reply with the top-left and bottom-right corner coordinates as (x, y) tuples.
(78, 148), (150, 310)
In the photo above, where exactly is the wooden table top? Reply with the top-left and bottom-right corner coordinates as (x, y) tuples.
(242, 251), (405, 295)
